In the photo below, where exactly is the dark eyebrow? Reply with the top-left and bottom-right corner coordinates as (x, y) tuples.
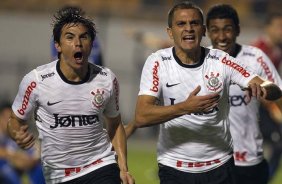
(190, 19), (201, 24)
(64, 31), (89, 36)
(80, 32), (89, 37)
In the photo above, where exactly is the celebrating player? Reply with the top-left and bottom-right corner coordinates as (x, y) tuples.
(7, 6), (134, 184)
(134, 2), (282, 184)
(206, 4), (282, 184)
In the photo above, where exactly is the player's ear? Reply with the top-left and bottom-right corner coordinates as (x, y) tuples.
(54, 41), (62, 53)
(202, 25), (206, 37)
(166, 27), (174, 40)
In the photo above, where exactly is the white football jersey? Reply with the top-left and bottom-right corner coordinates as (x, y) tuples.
(226, 44), (282, 166)
(139, 47), (257, 173)
(12, 61), (120, 183)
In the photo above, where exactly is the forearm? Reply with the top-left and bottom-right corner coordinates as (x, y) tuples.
(106, 115), (128, 172)
(135, 101), (185, 128)
(7, 113), (23, 140)
(112, 123), (128, 172)
(136, 88), (220, 127)
(124, 121), (137, 138)
(7, 112), (35, 149)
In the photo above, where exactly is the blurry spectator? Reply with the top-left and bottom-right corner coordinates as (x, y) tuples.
(252, 12), (282, 180)
(0, 102), (45, 184)
(125, 28), (172, 74)
(252, 12), (282, 74)
(51, 37), (103, 66)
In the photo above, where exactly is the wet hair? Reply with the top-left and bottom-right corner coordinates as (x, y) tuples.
(206, 4), (239, 29)
(167, 1), (204, 28)
(52, 6), (96, 58)
(265, 12), (282, 25)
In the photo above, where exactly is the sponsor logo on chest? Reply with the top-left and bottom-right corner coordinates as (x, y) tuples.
(204, 72), (222, 92)
(50, 114), (99, 129)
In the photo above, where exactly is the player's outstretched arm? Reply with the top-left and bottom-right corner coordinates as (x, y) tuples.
(7, 112), (35, 149)
(105, 114), (135, 184)
(135, 85), (220, 128)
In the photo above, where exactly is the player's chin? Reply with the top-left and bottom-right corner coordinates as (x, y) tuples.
(72, 61), (87, 69)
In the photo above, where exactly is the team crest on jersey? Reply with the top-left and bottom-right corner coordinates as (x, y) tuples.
(205, 72), (222, 92)
(91, 89), (105, 108)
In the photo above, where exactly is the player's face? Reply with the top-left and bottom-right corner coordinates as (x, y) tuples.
(55, 23), (92, 70)
(167, 8), (205, 53)
(207, 18), (239, 55)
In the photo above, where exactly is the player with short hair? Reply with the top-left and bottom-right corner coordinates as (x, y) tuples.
(206, 4), (282, 184)
(252, 12), (282, 180)
(134, 2), (282, 184)
(7, 6), (134, 184)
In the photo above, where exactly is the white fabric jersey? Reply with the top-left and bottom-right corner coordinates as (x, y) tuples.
(225, 45), (282, 166)
(139, 47), (257, 173)
(12, 61), (120, 183)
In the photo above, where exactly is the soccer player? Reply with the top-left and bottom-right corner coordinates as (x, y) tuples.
(134, 2), (282, 184)
(7, 6), (134, 184)
(252, 12), (282, 180)
(206, 4), (282, 184)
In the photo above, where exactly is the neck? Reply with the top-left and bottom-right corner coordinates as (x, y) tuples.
(59, 61), (88, 82)
(175, 47), (202, 65)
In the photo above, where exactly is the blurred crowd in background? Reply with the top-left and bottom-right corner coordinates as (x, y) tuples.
(0, 0), (282, 183)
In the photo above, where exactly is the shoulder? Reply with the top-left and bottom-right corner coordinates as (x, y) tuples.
(205, 48), (228, 60)
(35, 60), (57, 72)
(33, 60), (57, 81)
(149, 47), (173, 61)
(89, 63), (117, 81)
(240, 44), (264, 56)
(20, 61), (56, 83)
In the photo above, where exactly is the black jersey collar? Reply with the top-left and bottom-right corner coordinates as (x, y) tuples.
(56, 60), (90, 85)
(172, 47), (207, 68)
(230, 44), (242, 58)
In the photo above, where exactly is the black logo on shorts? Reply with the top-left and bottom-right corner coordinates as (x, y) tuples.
(47, 101), (62, 106)
(166, 83), (180, 87)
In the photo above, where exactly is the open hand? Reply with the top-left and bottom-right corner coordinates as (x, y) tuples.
(182, 85), (220, 114)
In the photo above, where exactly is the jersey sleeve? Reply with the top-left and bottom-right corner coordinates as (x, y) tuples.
(256, 49), (282, 88)
(138, 53), (162, 97)
(223, 54), (257, 88)
(12, 69), (39, 120)
(103, 70), (120, 118)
